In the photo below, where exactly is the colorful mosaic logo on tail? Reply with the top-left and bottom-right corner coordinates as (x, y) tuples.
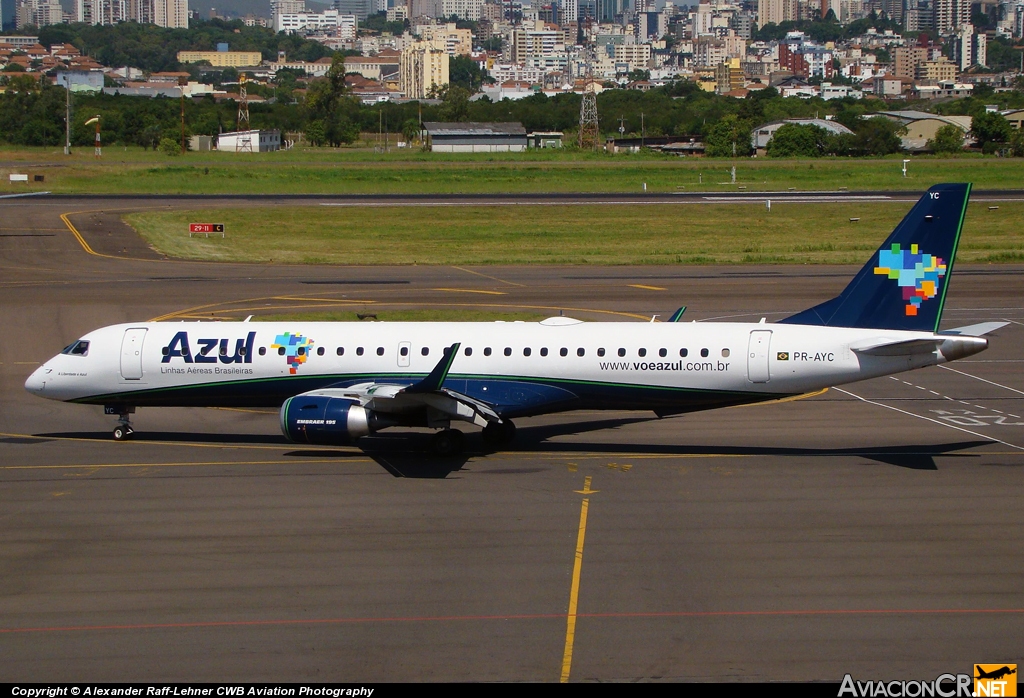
(873, 243), (947, 317)
(272, 332), (314, 374)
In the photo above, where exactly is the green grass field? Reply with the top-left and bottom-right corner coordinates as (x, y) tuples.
(2, 145), (1023, 195)
(124, 200), (1024, 266)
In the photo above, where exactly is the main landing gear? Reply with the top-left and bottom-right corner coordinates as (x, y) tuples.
(481, 420), (516, 449)
(431, 428), (464, 457)
(105, 405), (135, 441)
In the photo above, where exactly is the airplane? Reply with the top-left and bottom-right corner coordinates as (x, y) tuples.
(975, 666), (1017, 681)
(25, 183), (1007, 456)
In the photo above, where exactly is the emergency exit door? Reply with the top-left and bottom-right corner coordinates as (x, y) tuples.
(747, 330), (772, 383)
(120, 328), (147, 380)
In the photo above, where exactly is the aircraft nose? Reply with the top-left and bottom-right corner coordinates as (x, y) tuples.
(24, 365), (50, 394)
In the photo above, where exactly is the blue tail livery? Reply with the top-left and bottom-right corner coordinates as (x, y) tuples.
(781, 183), (971, 332)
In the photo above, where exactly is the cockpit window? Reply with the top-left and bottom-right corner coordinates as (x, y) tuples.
(61, 340), (90, 356)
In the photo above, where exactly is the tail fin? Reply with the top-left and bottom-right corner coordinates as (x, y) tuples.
(780, 183), (971, 332)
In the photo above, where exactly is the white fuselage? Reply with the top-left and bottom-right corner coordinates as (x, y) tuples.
(24, 318), (987, 415)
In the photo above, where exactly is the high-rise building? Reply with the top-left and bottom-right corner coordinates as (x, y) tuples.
(758, 0), (797, 26)
(334, 0), (373, 21)
(562, 0), (578, 23)
(934, 0), (969, 34)
(2, 0), (18, 30)
(78, 0), (130, 24)
(400, 37), (449, 98)
(953, 22), (985, 68)
(16, 0), (63, 28)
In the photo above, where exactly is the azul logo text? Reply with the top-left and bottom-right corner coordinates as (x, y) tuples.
(162, 331), (256, 364)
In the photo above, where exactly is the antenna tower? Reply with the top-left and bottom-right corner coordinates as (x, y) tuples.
(578, 52), (600, 151)
(237, 74), (252, 153)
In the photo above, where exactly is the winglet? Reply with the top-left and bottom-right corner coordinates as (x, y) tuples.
(668, 306), (687, 322)
(405, 342), (460, 394)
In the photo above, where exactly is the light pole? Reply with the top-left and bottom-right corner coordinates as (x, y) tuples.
(64, 82), (71, 156)
(84, 115), (100, 157)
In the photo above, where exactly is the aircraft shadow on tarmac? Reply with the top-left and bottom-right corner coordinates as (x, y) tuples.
(40, 413), (991, 477)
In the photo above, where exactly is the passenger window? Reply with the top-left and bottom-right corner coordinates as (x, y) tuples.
(377, 347), (384, 356)
(484, 347), (492, 356)
(577, 348), (585, 357)
(296, 347), (305, 356)
(524, 347), (531, 356)
(680, 348), (688, 357)
(659, 348), (667, 358)
(161, 347), (169, 356)
(421, 347), (429, 356)
(504, 347), (512, 356)
(356, 347), (364, 356)
(337, 347), (344, 356)
(465, 347), (473, 356)
(701, 348), (709, 358)
(259, 347), (267, 356)
(540, 347), (548, 356)
(722, 348), (730, 357)
(638, 348), (647, 357)
(559, 348), (568, 357)
(220, 344), (228, 356)
(400, 346), (409, 357)
(278, 347), (286, 356)
(597, 348), (605, 357)
(618, 348), (626, 357)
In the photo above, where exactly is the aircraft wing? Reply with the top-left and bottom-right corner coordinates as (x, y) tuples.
(288, 343), (500, 428)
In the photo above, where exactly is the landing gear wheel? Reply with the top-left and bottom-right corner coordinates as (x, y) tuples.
(482, 420), (516, 448)
(112, 425), (131, 441)
(432, 428), (464, 457)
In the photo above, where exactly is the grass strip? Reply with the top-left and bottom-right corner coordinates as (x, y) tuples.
(124, 201), (1024, 266)
(3, 150), (1023, 195)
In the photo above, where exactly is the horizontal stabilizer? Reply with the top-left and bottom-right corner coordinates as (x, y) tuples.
(940, 321), (1009, 336)
(851, 338), (943, 356)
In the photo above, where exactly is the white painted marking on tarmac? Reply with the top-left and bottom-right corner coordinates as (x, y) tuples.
(834, 387), (1024, 451)
(938, 365), (1024, 396)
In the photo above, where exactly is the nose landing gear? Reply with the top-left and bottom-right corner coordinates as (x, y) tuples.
(105, 405), (135, 441)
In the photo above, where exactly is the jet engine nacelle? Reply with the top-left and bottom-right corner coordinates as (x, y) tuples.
(280, 395), (375, 445)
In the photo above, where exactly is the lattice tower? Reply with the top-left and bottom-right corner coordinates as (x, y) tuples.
(237, 74), (253, 153)
(577, 58), (600, 150)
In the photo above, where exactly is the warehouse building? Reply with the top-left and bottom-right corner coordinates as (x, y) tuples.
(422, 122), (527, 152)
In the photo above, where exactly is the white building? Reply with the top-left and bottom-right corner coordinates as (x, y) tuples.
(440, 0), (484, 20)
(77, 0), (129, 24)
(276, 9), (355, 34)
(16, 0), (63, 28)
(217, 130), (282, 153)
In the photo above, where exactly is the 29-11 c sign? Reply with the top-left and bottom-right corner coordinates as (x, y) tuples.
(189, 223), (225, 233)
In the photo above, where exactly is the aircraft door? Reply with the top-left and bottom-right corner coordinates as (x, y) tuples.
(747, 330), (772, 383)
(397, 341), (411, 368)
(120, 328), (148, 380)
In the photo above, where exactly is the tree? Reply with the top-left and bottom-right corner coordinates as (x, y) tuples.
(927, 123), (965, 153)
(305, 118), (327, 146)
(850, 117), (904, 155)
(766, 123), (826, 157)
(1010, 128), (1024, 157)
(449, 55), (488, 92)
(158, 137), (180, 155)
(971, 111), (1012, 151)
(402, 118), (421, 144)
(437, 85), (471, 122)
(703, 115), (752, 157)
